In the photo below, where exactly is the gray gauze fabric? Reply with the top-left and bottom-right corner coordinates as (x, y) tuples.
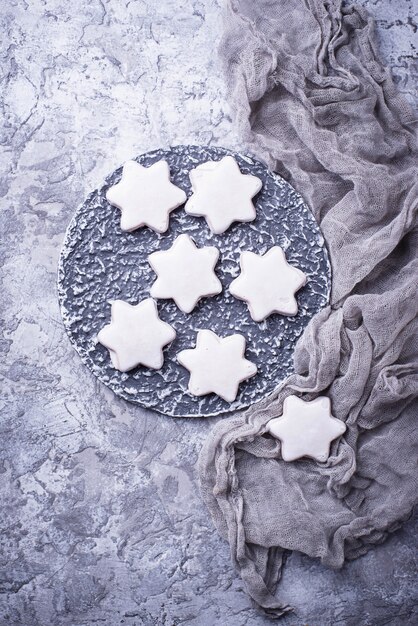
(199, 0), (418, 618)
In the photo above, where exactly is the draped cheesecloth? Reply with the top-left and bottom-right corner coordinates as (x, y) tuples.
(198, 0), (418, 617)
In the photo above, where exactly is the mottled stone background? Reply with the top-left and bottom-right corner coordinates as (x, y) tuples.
(1, 1), (417, 625)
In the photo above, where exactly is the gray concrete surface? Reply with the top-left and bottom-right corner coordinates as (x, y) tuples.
(1, 1), (417, 625)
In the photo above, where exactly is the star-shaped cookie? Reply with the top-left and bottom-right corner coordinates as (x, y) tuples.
(97, 298), (176, 372)
(266, 396), (346, 462)
(148, 234), (222, 314)
(184, 156), (262, 234)
(177, 330), (257, 403)
(229, 246), (307, 321)
(106, 159), (187, 233)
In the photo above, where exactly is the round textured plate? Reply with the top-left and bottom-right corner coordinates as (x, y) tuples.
(58, 145), (331, 417)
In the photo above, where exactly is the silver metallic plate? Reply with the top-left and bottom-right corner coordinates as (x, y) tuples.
(58, 145), (331, 417)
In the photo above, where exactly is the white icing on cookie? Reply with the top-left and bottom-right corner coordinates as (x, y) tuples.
(177, 329), (257, 403)
(148, 234), (222, 314)
(267, 396), (346, 462)
(106, 160), (187, 233)
(97, 299), (176, 372)
(229, 246), (307, 321)
(184, 156), (262, 234)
